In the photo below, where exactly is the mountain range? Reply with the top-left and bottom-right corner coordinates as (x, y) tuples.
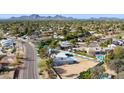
(6, 14), (124, 21)
(9, 14), (75, 20)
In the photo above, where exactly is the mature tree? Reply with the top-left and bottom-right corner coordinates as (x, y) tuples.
(70, 39), (77, 46)
(76, 26), (91, 37)
(115, 35), (122, 39)
(117, 71), (124, 79)
(108, 59), (124, 75)
(78, 69), (91, 79)
(79, 65), (105, 79)
(62, 25), (70, 36)
(49, 40), (58, 48)
(90, 66), (105, 79)
(113, 46), (124, 59)
(100, 38), (112, 48)
(0, 31), (4, 39)
(39, 48), (47, 58)
(120, 24), (124, 31)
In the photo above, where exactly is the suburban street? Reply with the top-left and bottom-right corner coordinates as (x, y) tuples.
(18, 42), (39, 79)
(1, 14), (124, 79)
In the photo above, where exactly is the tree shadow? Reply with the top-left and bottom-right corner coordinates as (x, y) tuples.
(55, 68), (66, 74)
(0, 67), (15, 73)
(66, 74), (78, 77)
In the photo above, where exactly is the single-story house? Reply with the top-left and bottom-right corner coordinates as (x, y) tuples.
(108, 44), (116, 49)
(59, 41), (72, 50)
(52, 51), (77, 66)
(87, 47), (102, 56)
(112, 40), (123, 46)
(0, 39), (15, 49)
(77, 37), (85, 42)
(86, 41), (101, 56)
(53, 34), (64, 39)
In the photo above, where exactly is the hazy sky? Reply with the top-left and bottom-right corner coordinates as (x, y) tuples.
(0, 14), (124, 19)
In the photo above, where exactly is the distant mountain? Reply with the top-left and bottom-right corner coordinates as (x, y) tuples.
(7, 14), (124, 21)
(9, 14), (75, 20)
(89, 17), (122, 21)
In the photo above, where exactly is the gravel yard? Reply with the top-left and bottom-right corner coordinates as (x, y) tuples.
(54, 56), (98, 79)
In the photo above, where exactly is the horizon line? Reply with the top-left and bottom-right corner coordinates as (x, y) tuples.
(0, 14), (124, 19)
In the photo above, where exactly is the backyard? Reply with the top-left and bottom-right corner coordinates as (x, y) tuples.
(54, 56), (98, 79)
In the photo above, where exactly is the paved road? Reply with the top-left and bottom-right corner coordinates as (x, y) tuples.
(19, 42), (39, 79)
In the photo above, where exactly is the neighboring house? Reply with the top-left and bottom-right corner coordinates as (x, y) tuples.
(89, 31), (96, 35)
(108, 44), (116, 49)
(54, 35), (64, 39)
(118, 40), (123, 46)
(59, 41), (72, 50)
(87, 41), (101, 56)
(87, 47), (101, 56)
(52, 51), (77, 66)
(77, 37), (85, 42)
(0, 39), (15, 49)
(112, 39), (124, 46)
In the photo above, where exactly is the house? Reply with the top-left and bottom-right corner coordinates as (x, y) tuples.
(52, 51), (77, 66)
(59, 41), (72, 50)
(0, 39), (15, 49)
(53, 33), (64, 39)
(108, 44), (116, 49)
(112, 40), (123, 46)
(78, 37), (85, 42)
(118, 40), (123, 46)
(87, 47), (101, 56)
(87, 41), (101, 56)
(89, 31), (96, 34)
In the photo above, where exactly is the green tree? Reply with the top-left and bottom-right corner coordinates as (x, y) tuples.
(117, 71), (124, 79)
(62, 25), (70, 36)
(49, 40), (58, 48)
(100, 38), (112, 48)
(90, 66), (105, 79)
(78, 65), (105, 79)
(113, 46), (124, 59)
(39, 48), (47, 58)
(120, 24), (124, 30)
(78, 69), (91, 79)
(70, 39), (77, 46)
(108, 59), (124, 75)
(0, 31), (4, 39)
(115, 35), (122, 39)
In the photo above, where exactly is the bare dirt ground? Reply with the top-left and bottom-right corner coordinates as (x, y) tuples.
(0, 54), (16, 79)
(0, 71), (14, 79)
(54, 56), (98, 79)
(104, 64), (116, 76)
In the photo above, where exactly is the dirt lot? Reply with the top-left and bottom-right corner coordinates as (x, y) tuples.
(54, 56), (98, 79)
(0, 54), (16, 79)
(0, 71), (14, 79)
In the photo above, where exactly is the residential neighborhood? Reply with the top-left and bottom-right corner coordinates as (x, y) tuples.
(0, 14), (124, 79)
